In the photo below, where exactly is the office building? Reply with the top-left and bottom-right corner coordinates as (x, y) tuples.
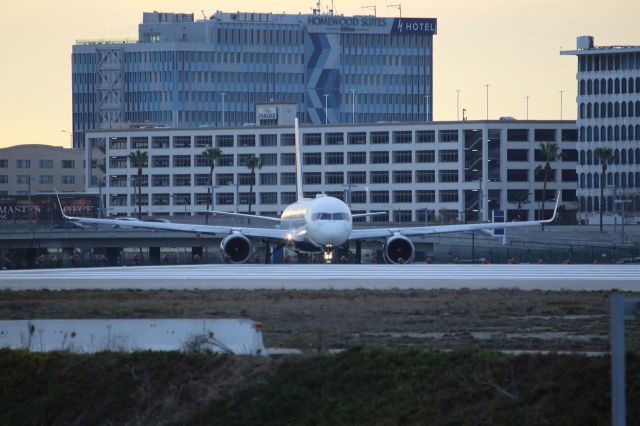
(72, 11), (437, 148)
(562, 36), (640, 223)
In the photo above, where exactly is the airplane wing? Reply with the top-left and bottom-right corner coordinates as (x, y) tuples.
(349, 193), (560, 241)
(55, 193), (289, 240)
(206, 210), (282, 222)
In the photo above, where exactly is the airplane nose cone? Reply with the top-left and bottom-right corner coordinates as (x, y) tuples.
(311, 221), (351, 246)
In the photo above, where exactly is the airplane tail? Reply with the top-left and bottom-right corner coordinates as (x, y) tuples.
(294, 117), (304, 202)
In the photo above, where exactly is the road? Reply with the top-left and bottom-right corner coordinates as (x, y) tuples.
(1, 264), (639, 291)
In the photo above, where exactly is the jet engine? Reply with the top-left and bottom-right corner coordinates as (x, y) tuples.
(220, 234), (252, 264)
(383, 235), (415, 264)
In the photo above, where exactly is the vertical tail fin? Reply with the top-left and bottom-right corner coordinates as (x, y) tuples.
(294, 117), (304, 202)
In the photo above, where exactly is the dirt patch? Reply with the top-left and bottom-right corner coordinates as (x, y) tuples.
(1, 288), (638, 352)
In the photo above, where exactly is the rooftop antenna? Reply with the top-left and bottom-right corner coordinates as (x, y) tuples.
(201, 10), (206, 19)
(312, 0), (322, 14)
(362, 5), (376, 16)
(387, 4), (402, 17)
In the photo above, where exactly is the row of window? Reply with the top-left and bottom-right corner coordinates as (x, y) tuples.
(507, 169), (578, 183)
(579, 124), (640, 142)
(0, 160), (76, 169)
(579, 195), (638, 214)
(579, 101), (640, 119)
(579, 148), (640, 165)
(0, 175), (76, 185)
(578, 53), (640, 72)
(579, 77), (640, 95)
(579, 171), (640, 189)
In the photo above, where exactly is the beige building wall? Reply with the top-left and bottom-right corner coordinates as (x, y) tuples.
(0, 145), (85, 195)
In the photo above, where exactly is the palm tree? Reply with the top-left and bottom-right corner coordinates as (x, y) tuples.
(128, 150), (148, 220)
(245, 155), (263, 216)
(594, 147), (614, 233)
(202, 147), (222, 224)
(535, 142), (562, 224)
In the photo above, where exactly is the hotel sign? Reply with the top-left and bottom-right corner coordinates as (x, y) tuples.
(257, 106), (278, 120)
(307, 16), (436, 35)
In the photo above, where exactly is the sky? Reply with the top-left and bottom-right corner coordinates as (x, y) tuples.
(1, 0), (639, 149)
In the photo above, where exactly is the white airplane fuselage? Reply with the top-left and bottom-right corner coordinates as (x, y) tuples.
(280, 194), (352, 251)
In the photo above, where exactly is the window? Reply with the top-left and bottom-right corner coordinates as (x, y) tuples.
(61, 160), (76, 169)
(393, 131), (412, 144)
(61, 175), (75, 185)
(507, 189), (530, 203)
(194, 193), (211, 205)
(507, 149), (528, 161)
(370, 151), (389, 163)
(303, 172), (321, 185)
(260, 153), (277, 166)
(416, 150), (435, 163)
(507, 169), (529, 182)
(393, 151), (412, 163)
(152, 174), (170, 187)
(110, 137), (128, 149)
(416, 130), (435, 143)
(534, 169), (556, 182)
(370, 190), (389, 203)
(507, 129), (529, 142)
(280, 153), (295, 165)
(39, 160), (53, 169)
(562, 129), (578, 142)
(216, 173), (234, 186)
(0, 175), (7, 184)
(326, 172), (344, 184)
(281, 172), (296, 185)
(281, 192), (296, 204)
(348, 152), (366, 164)
(173, 155), (191, 167)
(534, 129), (556, 142)
(17, 160), (31, 168)
(238, 173), (253, 185)
(439, 189), (458, 202)
(194, 154), (210, 167)
(130, 194), (149, 206)
(303, 133), (321, 145)
(325, 152), (344, 165)
(370, 131), (389, 144)
(393, 190), (412, 203)
(439, 130), (458, 142)
(260, 134), (277, 147)
(439, 150), (458, 162)
(260, 192), (278, 205)
(280, 134), (295, 146)
(216, 135), (234, 147)
(173, 193), (191, 206)
(347, 132), (366, 145)
(39, 175), (53, 184)
(416, 170), (435, 183)
(326, 133), (344, 145)
(152, 136), (170, 149)
(439, 170), (459, 182)
(17, 175), (30, 184)
(348, 171), (366, 184)
(152, 155), (169, 168)
(0, 160), (7, 168)
(562, 169), (578, 182)
(216, 193), (234, 205)
(303, 153), (321, 165)
(194, 174), (210, 186)
(350, 191), (366, 204)
(173, 136), (191, 148)
(131, 137), (148, 149)
(195, 135), (212, 148)
(152, 194), (170, 206)
(416, 190), (435, 203)
(173, 174), (192, 186)
(238, 135), (256, 147)
(370, 171), (389, 184)
(393, 170), (412, 184)
(260, 173), (278, 185)
(218, 154), (234, 167)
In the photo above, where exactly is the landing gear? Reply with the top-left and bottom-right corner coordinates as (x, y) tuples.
(323, 250), (334, 263)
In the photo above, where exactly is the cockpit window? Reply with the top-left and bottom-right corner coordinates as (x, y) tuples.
(312, 212), (349, 221)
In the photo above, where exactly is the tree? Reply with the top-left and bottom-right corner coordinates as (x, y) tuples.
(128, 150), (148, 220)
(594, 147), (614, 233)
(245, 155), (263, 216)
(535, 142), (561, 225)
(202, 147), (222, 224)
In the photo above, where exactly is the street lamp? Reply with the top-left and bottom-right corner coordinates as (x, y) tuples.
(350, 89), (356, 124)
(484, 84), (490, 120)
(324, 94), (329, 125)
(424, 94), (431, 122)
(220, 92), (226, 127)
(342, 183), (358, 207)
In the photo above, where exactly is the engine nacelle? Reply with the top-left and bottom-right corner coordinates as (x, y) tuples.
(220, 234), (252, 264)
(383, 235), (415, 264)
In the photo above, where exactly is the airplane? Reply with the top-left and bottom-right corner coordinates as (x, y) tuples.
(58, 118), (560, 264)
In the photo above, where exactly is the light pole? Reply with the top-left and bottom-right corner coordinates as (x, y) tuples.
(350, 89), (356, 124)
(26, 175), (33, 225)
(342, 183), (358, 207)
(211, 184), (220, 214)
(559, 90), (564, 120)
(525, 96), (530, 120)
(484, 84), (490, 120)
(456, 89), (460, 121)
(324, 93), (329, 125)
(220, 92), (226, 127)
(60, 129), (72, 147)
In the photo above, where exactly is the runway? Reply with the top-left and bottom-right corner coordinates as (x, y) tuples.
(1, 264), (639, 291)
